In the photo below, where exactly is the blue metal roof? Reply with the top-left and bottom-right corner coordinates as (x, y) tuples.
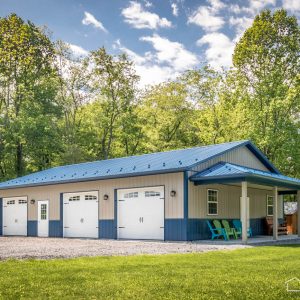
(0, 140), (277, 189)
(190, 162), (300, 189)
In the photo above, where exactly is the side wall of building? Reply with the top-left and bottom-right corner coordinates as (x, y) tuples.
(0, 172), (185, 240)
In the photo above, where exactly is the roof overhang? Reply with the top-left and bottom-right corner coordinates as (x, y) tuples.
(190, 162), (300, 190)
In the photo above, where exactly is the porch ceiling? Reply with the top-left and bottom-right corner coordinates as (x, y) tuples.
(190, 162), (300, 190)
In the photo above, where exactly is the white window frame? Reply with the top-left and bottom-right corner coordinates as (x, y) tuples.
(207, 189), (218, 216)
(267, 195), (274, 216)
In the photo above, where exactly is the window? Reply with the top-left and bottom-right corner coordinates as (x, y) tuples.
(18, 199), (27, 204)
(124, 192), (138, 198)
(69, 196), (80, 201)
(40, 204), (47, 220)
(85, 195), (97, 201)
(207, 189), (218, 215)
(145, 191), (160, 197)
(6, 200), (15, 205)
(267, 195), (273, 216)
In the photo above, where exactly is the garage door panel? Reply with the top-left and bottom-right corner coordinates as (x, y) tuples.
(3, 197), (27, 236)
(63, 191), (98, 238)
(117, 186), (164, 240)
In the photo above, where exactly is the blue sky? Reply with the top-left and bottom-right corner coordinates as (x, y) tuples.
(1, 0), (299, 86)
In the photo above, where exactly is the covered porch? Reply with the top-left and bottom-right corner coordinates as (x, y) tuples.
(194, 234), (300, 245)
(190, 162), (300, 243)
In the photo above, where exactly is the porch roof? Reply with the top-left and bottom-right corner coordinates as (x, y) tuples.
(190, 162), (300, 189)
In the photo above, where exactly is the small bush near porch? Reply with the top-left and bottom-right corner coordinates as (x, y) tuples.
(0, 246), (299, 299)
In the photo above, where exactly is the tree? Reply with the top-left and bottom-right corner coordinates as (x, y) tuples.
(0, 14), (61, 178)
(139, 80), (197, 152)
(232, 9), (300, 175)
(182, 67), (228, 145)
(55, 41), (91, 164)
(87, 48), (139, 159)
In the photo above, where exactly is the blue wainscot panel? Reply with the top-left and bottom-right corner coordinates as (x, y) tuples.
(49, 220), (63, 237)
(187, 219), (210, 241)
(165, 219), (187, 241)
(27, 221), (37, 237)
(99, 220), (116, 239)
(187, 218), (267, 240)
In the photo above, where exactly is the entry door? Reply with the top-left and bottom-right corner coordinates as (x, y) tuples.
(117, 186), (164, 240)
(38, 200), (49, 237)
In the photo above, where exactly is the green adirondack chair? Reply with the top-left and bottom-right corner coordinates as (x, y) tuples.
(221, 220), (237, 239)
(213, 220), (228, 240)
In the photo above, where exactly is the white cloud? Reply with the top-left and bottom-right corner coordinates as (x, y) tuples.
(114, 39), (153, 65)
(82, 11), (108, 33)
(255, 0), (275, 9)
(121, 1), (172, 29)
(229, 0), (275, 16)
(228, 4), (252, 14)
(249, 0), (276, 12)
(208, 0), (226, 11)
(114, 36), (198, 86)
(229, 16), (253, 41)
(187, 0), (225, 31)
(144, 0), (153, 7)
(283, 0), (300, 12)
(140, 34), (199, 71)
(68, 43), (89, 57)
(197, 32), (235, 70)
(171, 3), (179, 16)
(136, 64), (177, 86)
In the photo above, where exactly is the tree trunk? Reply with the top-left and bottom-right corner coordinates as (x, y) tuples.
(16, 141), (23, 177)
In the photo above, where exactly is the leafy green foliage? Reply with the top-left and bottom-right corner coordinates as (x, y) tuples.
(232, 9), (300, 175)
(0, 14), (61, 178)
(0, 9), (300, 181)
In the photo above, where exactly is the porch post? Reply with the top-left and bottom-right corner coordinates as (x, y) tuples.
(297, 191), (300, 237)
(241, 181), (248, 243)
(273, 186), (278, 240)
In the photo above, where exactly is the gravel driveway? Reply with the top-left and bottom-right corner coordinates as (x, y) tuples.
(0, 237), (249, 260)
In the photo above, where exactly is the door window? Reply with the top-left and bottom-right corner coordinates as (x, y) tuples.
(85, 195), (97, 201)
(145, 191), (161, 197)
(124, 192), (138, 198)
(40, 204), (47, 220)
(69, 196), (80, 201)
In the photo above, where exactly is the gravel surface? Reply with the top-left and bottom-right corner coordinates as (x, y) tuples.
(0, 237), (250, 260)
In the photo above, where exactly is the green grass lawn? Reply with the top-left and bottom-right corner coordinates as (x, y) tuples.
(0, 246), (300, 299)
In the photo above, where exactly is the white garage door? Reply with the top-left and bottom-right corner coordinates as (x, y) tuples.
(3, 197), (27, 236)
(117, 186), (164, 240)
(63, 191), (99, 238)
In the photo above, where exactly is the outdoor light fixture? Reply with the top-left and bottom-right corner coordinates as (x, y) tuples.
(170, 190), (176, 197)
(103, 194), (109, 200)
(30, 199), (35, 204)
